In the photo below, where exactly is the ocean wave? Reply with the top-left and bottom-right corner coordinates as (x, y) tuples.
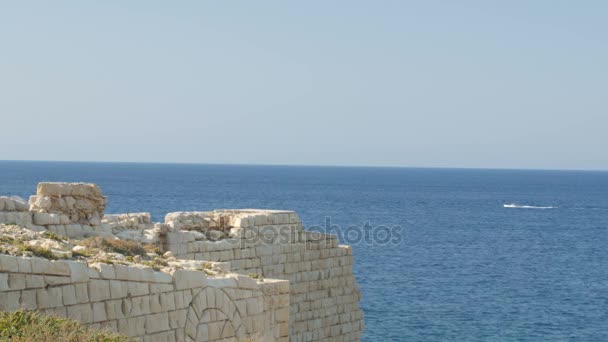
(503, 203), (556, 209)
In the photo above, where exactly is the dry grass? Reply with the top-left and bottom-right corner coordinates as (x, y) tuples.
(79, 237), (146, 257)
(0, 309), (132, 341)
(22, 245), (61, 260)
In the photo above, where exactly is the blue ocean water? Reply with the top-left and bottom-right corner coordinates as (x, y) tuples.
(1, 161), (607, 341)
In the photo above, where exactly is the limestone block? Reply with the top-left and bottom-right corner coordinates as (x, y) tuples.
(0, 273), (8, 291)
(20, 289), (37, 309)
(37, 182), (102, 198)
(150, 283), (174, 294)
(45, 260), (71, 276)
(66, 303), (92, 323)
(105, 299), (124, 320)
(126, 281), (149, 297)
(75, 283), (89, 303)
(88, 267), (100, 279)
(64, 196), (76, 209)
(207, 276), (237, 289)
(44, 275), (72, 286)
(17, 257), (32, 273)
(191, 231), (207, 240)
(62, 285), (78, 305)
(0, 254), (18, 272)
(144, 330), (176, 342)
(278, 321), (289, 337)
(115, 264), (154, 282)
(208, 321), (222, 340)
(0, 211), (33, 226)
(149, 294), (162, 313)
(0, 291), (21, 311)
(229, 227), (246, 238)
(89, 216), (101, 226)
(204, 289), (216, 308)
(47, 225), (67, 236)
(165, 232), (188, 244)
(172, 269), (207, 290)
(65, 260), (89, 283)
(145, 312), (170, 334)
(235, 274), (259, 290)
(29, 195), (52, 211)
(82, 225), (94, 235)
(136, 265), (155, 282)
(164, 212), (211, 230)
(261, 279), (290, 295)
(65, 224), (85, 237)
(37, 287), (63, 308)
(246, 297), (264, 315)
(275, 307), (289, 322)
(168, 309), (187, 329)
(158, 293), (175, 311)
(89, 279), (111, 301)
(102, 212), (152, 230)
(154, 272), (173, 284)
(126, 296), (151, 316)
(110, 280), (128, 299)
(33, 212), (65, 226)
(272, 294), (290, 309)
(118, 316), (146, 337)
(173, 291), (189, 309)
(27, 258), (59, 277)
(91, 262), (116, 279)
(7, 274), (25, 290)
(0, 196), (29, 211)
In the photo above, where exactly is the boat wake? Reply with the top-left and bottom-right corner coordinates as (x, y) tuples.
(503, 203), (556, 209)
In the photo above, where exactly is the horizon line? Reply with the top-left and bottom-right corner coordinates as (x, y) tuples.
(1, 159), (607, 173)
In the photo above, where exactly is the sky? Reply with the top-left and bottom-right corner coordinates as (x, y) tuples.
(1, 1), (607, 170)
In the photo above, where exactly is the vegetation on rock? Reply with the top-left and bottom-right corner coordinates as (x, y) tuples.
(0, 309), (132, 341)
(80, 237), (147, 257)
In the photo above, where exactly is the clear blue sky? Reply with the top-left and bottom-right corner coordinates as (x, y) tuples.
(1, 1), (607, 170)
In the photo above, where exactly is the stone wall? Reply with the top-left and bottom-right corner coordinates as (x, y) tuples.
(0, 183), (364, 341)
(163, 211), (364, 342)
(0, 254), (289, 341)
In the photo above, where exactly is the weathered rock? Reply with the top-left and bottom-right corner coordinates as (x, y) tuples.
(26, 239), (72, 258)
(172, 269), (207, 290)
(37, 182), (102, 198)
(0, 196), (29, 212)
(0, 211), (33, 226)
(29, 183), (107, 226)
(102, 213), (152, 231)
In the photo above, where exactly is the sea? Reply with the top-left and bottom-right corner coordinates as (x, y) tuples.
(1, 160), (607, 341)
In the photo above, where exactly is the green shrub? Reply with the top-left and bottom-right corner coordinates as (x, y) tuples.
(0, 309), (132, 341)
